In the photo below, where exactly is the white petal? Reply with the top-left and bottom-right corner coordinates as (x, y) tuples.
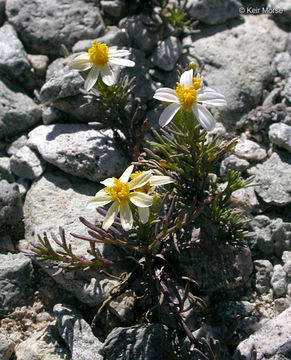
(102, 202), (120, 230)
(153, 92), (179, 103)
(120, 202), (133, 231)
(100, 178), (115, 187)
(68, 53), (90, 69)
(108, 49), (131, 57)
(192, 104), (215, 131)
(180, 69), (193, 87)
(150, 175), (174, 186)
(109, 57), (135, 67)
(138, 207), (149, 224)
(129, 171), (152, 190)
(159, 103), (181, 127)
(84, 66), (100, 91)
(154, 87), (176, 94)
(200, 97), (227, 107)
(198, 88), (227, 107)
(130, 192), (153, 207)
(120, 165), (134, 183)
(100, 66), (116, 86)
(87, 189), (112, 208)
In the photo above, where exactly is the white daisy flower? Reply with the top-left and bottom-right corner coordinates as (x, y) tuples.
(130, 171), (174, 225)
(153, 69), (227, 131)
(69, 40), (135, 91)
(87, 165), (153, 231)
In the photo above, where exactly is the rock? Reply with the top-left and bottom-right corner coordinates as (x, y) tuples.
(0, 234), (15, 252)
(269, 122), (291, 152)
(0, 332), (15, 360)
(42, 105), (62, 125)
(0, 156), (15, 182)
(186, 0), (242, 25)
(16, 177), (30, 197)
(150, 36), (182, 71)
(27, 124), (127, 181)
(6, 0), (105, 56)
(119, 15), (161, 53)
(23, 170), (118, 306)
(274, 298), (290, 314)
(235, 307), (291, 359)
(249, 215), (291, 257)
(268, 0), (291, 26)
(10, 145), (46, 179)
(284, 76), (291, 103)
(0, 180), (22, 226)
(7, 135), (28, 156)
(234, 137), (267, 161)
(101, 0), (125, 19)
(0, 0), (5, 26)
(0, 23), (31, 84)
(254, 259), (273, 294)
(182, 15), (287, 122)
(253, 152), (291, 206)
(54, 303), (103, 360)
(72, 27), (130, 52)
(0, 80), (41, 139)
(274, 52), (291, 78)
(262, 87), (281, 108)
(220, 155), (250, 177)
(0, 252), (33, 314)
(27, 54), (49, 78)
(103, 324), (175, 360)
(231, 186), (260, 214)
(15, 325), (70, 360)
(271, 264), (287, 297)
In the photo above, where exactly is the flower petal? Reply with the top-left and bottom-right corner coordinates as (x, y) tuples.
(120, 165), (134, 183)
(129, 171), (152, 190)
(109, 58), (135, 67)
(100, 66), (116, 86)
(138, 207), (149, 224)
(150, 175), (174, 186)
(180, 69), (193, 87)
(108, 49), (131, 57)
(69, 53), (91, 70)
(159, 103), (181, 127)
(198, 90), (227, 107)
(84, 66), (100, 91)
(153, 92), (179, 103)
(120, 202), (133, 231)
(103, 201), (120, 230)
(130, 192), (153, 207)
(192, 104), (215, 131)
(100, 178), (115, 187)
(155, 87), (177, 95)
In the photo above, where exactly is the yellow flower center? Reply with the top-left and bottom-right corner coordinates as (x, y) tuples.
(130, 171), (151, 193)
(175, 83), (198, 111)
(106, 178), (130, 203)
(192, 77), (202, 90)
(88, 41), (109, 66)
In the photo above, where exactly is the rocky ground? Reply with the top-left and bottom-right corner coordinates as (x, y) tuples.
(0, 0), (291, 359)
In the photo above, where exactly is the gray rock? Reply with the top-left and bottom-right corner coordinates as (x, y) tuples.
(0, 234), (15, 252)
(16, 177), (30, 197)
(103, 324), (175, 360)
(0, 179), (22, 226)
(27, 54), (49, 78)
(231, 186), (260, 215)
(233, 137), (267, 161)
(182, 16), (287, 122)
(250, 215), (291, 257)
(220, 155), (250, 177)
(54, 303), (103, 360)
(0, 23), (31, 83)
(7, 135), (28, 156)
(262, 87), (281, 108)
(0, 156), (15, 182)
(0, 80), (41, 139)
(15, 325), (70, 360)
(254, 152), (291, 206)
(0, 252), (33, 314)
(23, 171), (118, 306)
(119, 15), (161, 53)
(0, 0), (5, 26)
(42, 105), (62, 125)
(10, 145), (46, 179)
(254, 259), (273, 294)
(72, 27), (130, 52)
(235, 307), (291, 359)
(269, 122), (291, 153)
(150, 36), (182, 71)
(282, 251), (291, 265)
(274, 52), (291, 78)
(27, 124), (127, 181)
(6, 0), (105, 56)
(0, 332), (15, 360)
(284, 76), (291, 103)
(101, 0), (125, 19)
(187, 0), (242, 25)
(268, 0), (291, 25)
(271, 264), (287, 297)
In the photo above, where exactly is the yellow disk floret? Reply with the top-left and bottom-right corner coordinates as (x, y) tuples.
(175, 83), (197, 111)
(130, 171), (151, 193)
(106, 178), (130, 202)
(88, 41), (109, 66)
(192, 77), (201, 90)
